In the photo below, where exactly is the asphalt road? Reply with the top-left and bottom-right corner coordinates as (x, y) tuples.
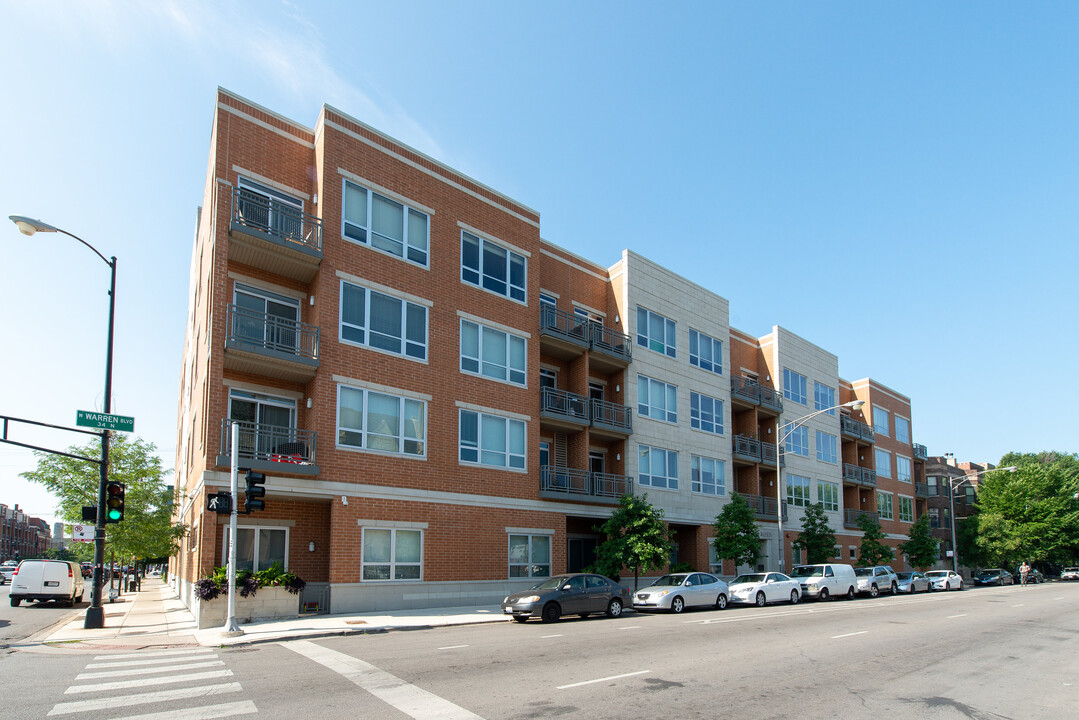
(0, 583), (85, 648)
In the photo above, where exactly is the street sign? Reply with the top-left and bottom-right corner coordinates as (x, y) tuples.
(72, 524), (94, 541)
(207, 492), (232, 514)
(76, 410), (135, 433)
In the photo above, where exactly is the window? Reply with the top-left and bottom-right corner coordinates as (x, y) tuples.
(461, 230), (526, 302)
(460, 319), (526, 385)
(639, 445), (678, 489)
(875, 448), (892, 478)
(814, 382), (836, 414)
(539, 369), (556, 389)
(878, 492), (894, 520)
(896, 455), (912, 483)
(895, 416), (911, 444)
(690, 392), (723, 434)
(362, 528), (422, 580)
(223, 527), (287, 573)
(342, 180), (429, 266)
(509, 534), (551, 577)
(785, 424), (809, 457)
(459, 410), (525, 469)
(783, 369), (807, 404)
(689, 329), (722, 374)
(638, 375), (678, 423)
(708, 540), (723, 575)
(636, 306), (676, 357)
(929, 508), (941, 529)
(787, 474), (810, 507)
(539, 292), (557, 307)
(340, 281), (427, 360)
(691, 456), (725, 496)
(899, 496), (914, 523)
(872, 406), (890, 437)
(816, 430), (837, 463)
(337, 386), (426, 456)
(818, 481), (839, 511)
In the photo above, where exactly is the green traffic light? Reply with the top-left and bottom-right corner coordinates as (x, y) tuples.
(107, 509), (122, 520)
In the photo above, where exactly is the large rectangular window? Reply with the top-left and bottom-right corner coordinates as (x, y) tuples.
(814, 382), (836, 414)
(690, 392), (723, 435)
(342, 180), (429, 266)
(636, 307), (676, 357)
(784, 369), (807, 405)
(638, 375), (678, 423)
(639, 445), (678, 489)
(818, 481), (839, 511)
(872, 406), (890, 437)
(461, 230), (526, 302)
(689, 329), (722, 375)
(224, 527), (287, 573)
(878, 492), (894, 520)
(340, 281), (427, 360)
(509, 534), (551, 578)
(787, 474), (810, 507)
(895, 416), (911, 444)
(691, 456), (725, 496)
(896, 455), (912, 483)
(337, 386), (426, 457)
(460, 319), (526, 386)
(785, 424), (809, 457)
(899, 496), (914, 523)
(875, 448), (892, 478)
(362, 528), (422, 580)
(459, 410), (525, 469)
(816, 430), (837, 463)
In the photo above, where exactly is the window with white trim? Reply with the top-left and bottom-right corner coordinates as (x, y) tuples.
(875, 448), (892, 478)
(784, 369), (807, 405)
(461, 230), (526, 302)
(814, 382), (836, 414)
(636, 306), (676, 357)
(785, 424), (809, 457)
(639, 445), (678, 489)
(362, 528), (422, 580)
(638, 375), (678, 423)
(459, 409), (525, 469)
(342, 179), (429, 266)
(787, 474), (810, 507)
(460, 319), (526, 386)
(689, 329), (722, 375)
(878, 492), (894, 520)
(872, 406), (890, 437)
(817, 480), (839, 511)
(899, 496), (914, 523)
(816, 430), (837, 463)
(340, 280), (427, 360)
(690, 391), (723, 435)
(508, 534), (551, 577)
(895, 415), (911, 444)
(223, 526), (288, 573)
(691, 455), (725, 496)
(337, 386), (426, 456)
(896, 455), (912, 483)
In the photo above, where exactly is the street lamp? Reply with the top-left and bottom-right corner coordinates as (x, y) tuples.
(775, 399), (865, 572)
(9, 215), (116, 630)
(948, 465), (1017, 574)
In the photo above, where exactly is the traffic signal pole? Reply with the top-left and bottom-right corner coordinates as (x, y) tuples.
(223, 421), (243, 637)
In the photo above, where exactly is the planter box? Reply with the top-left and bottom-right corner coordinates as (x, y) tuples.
(195, 585), (300, 629)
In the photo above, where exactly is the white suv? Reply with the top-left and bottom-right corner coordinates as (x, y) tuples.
(855, 565), (899, 597)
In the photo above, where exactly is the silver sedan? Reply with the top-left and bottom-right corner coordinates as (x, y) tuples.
(896, 571), (930, 593)
(729, 572), (801, 606)
(634, 572), (730, 613)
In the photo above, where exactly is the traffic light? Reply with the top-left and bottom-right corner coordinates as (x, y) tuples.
(244, 470), (266, 513)
(105, 482), (125, 523)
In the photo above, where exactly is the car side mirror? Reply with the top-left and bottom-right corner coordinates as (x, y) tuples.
(562, 584), (572, 592)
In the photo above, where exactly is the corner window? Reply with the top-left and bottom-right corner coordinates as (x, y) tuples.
(459, 410), (525, 469)
(342, 180), (429, 266)
(816, 431), (837, 463)
(638, 375), (678, 423)
(509, 534), (551, 578)
(460, 319), (526, 386)
(689, 329), (722, 375)
(340, 280), (428, 360)
(786, 474), (810, 507)
(691, 455), (725, 496)
(639, 445), (678, 489)
(337, 385), (426, 457)
(690, 392), (723, 435)
(814, 382), (836, 414)
(362, 528), (422, 580)
(636, 306), (676, 357)
(783, 369), (807, 405)
(461, 231), (526, 302)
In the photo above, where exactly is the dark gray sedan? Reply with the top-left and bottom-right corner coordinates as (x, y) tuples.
(502, 573), (631, 623)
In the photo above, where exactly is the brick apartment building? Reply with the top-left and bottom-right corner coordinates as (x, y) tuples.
(924, 455), (994, 572)
(171, 89), (930, 614)
(1, 504), (50, 562)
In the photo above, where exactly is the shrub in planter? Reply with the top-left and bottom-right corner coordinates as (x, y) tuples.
(194, 563), (306, 599)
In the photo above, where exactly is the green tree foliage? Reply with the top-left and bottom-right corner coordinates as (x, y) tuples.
(898, 513), (940, 569)
(21, 434), (185, 562)
(974, 453), (1079, 567)
(791, 502), (837, 565)
(856, 512), (894, 566)
(592, 494), (674, 592)
(711, 494), (762, 569)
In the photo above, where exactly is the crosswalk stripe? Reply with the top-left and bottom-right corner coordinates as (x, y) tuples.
(88, 655), (220, 669)
(48, 683), (243, 716)
(92, 648), (215, 662)
(105, 700), (258, 720)
(77, 660), (225, 680)
(65, 670), (233, 694)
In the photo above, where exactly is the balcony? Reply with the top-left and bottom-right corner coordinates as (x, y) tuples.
(914, 482), (930, 499)
(844, 509), (878, 528)
(224, 304), (319, 382)
(913, 443), (928, 461)
(216, 419), (319, 476)
(732, 435), (762, 464)
(229, 187), (323, 282)
(539, 306), (590, 359)
(589, 322), (632, 372)
(540, 387), (589, 430)
(730, 377), (760, 408)
(540, 466), (631, 505)
(758, 386), (783, 416)
(840, 415), (875, 444)
(739, 493), (787, 521)
(842, 463), (877, 488)
(589, 398), (633, 439)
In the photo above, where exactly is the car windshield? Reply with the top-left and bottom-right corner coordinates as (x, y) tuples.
(855, 568), (873, 577)
(732, 574), (765, 584)
(896, 573), (913, 580)
(532, 576), (572, 590)
(651, 574), (690, 587)
(790, 566), (822, 578)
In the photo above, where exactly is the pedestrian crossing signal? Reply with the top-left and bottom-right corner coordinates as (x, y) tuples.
(105, 482), (125, 523)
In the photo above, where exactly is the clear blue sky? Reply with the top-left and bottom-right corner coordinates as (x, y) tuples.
(2, 1), (1077, 529)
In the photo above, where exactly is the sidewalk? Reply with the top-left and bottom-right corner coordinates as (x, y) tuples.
(39, 578), (508, 648)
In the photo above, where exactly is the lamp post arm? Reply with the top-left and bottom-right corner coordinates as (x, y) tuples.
(54, 227), (113, 269)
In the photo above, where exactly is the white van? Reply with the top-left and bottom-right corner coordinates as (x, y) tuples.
(9, 560), (85, 607)
(789, 563), (857, 601)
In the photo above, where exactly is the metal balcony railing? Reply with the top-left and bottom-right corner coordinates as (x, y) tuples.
(914, 483), (930, 499)
(739, 493), (786, 520)
(232, 187), (322, 253)
(731, 376), (760, 404)
(733, 434), (762, 461)
(540, 387), (589, 423)
(540, 466), (632, 498)
(913, 443), (928, 461)
(226, 304), (319, 360)
(841, 415), (875, 443)
(539, 306), (590, 344)
(590, 322), (632, 362)
(842, 463), (877, 487)
(590, 398), (632, 433)
(759, 385), (783, 413)
(844, 509), (878, 527)
(220, 419), (317, 466)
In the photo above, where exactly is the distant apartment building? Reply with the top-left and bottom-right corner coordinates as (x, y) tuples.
(924, 455), (993, 570)
(0, 504), (50, 561)
(171, 89), (930, 614)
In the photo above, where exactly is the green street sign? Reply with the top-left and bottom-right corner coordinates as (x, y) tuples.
(76, 410), (135, 433)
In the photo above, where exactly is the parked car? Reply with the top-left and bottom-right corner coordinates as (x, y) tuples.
(789, 563), (857, 601)
(729, 572), (801, 607)
(854, 566), (899, 597)
(1016, 567), (1044, 585)
(925, 570), (963, 591)
(973, 569), (1013, 586)
(1061, 567), (1079, 582)
(634, 572), (729, 613)
(895, 571), (930, 594)
(9, 560), (85, 607)
(1, 561), (18, 585)
(502, 573), (630, 623)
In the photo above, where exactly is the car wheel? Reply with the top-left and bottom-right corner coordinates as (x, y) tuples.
(869, 584), (879, 598)
(606, 598), (623, 618)
(715, 593), (727, 610)
(956, 580), (963, 591)
(890, 582), (898, 595)
(846, 586), (856, 600)
(671, 596), (685, 614)
(541, 602), (561, 623)
(755, 591), (767, 607)
(818, 587), (830, 602)
(76, 593), (84, 603)
(790, 590), (800, 605)
(10, 597), (20, 607)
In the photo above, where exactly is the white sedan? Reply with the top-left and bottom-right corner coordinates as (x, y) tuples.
(729, 572), (801, 607)
(925, 570), (963, 591)
(634, 572), (730, 613)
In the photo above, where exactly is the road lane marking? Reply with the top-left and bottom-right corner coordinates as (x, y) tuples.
(947, 614), (967, 618)
(87, 654), (220, 669)
(283, 639), (484, 720)
(541, 634), (563, 638)
(618, 626), (641, 630)
(831, 631), (867, 639)
(77, 660), (225, 680)
(438, 645), (469, 650)
(1055, 597), (1064, 600)
(1013, 604), (1024, 608)
(104, 700), (258, 719)
(91, 649), (215, 662)
(48, 683), (243, 716)
(557, 670), (650, 689)
(66, 670), (233, 694)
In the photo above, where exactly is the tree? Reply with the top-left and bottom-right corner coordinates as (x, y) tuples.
(898, 513), (940, 570)
(592, 494), (673, 592)
(856, 513), (894, 566)
(711, 494), (762, 570)
(21, 435), (186, 563)
(791, 502), (837, 565)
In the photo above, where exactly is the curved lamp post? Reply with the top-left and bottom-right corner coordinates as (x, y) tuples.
(9, 215), (116, 630)
(774, 399), (865, 572)
(948, 465), (1017, 574)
